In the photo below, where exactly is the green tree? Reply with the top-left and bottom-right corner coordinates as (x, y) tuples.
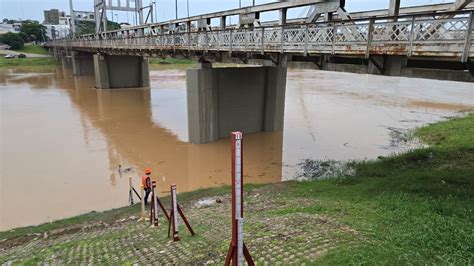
(76, 20), (121, 35)
(18, 32), (29, 42)
(0, 32), (25, 49)
(20, 21), (46, 43)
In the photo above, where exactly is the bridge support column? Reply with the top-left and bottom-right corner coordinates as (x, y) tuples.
(93, 54), (150, 89)
(71, 51), (94, 76)
(187, 64), (287, 144)
(368, 55), (407, 76)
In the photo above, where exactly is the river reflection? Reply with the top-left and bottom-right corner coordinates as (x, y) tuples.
(1, 65), (472, 230)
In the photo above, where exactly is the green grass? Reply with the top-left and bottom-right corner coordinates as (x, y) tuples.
(0, 57), (59, 67)
(149, 57), (194, 65)
(280, 113), (474, 264)
(14, 45), (49, 55)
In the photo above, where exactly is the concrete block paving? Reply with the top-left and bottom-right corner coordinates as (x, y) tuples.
(1, 187), (362, 264)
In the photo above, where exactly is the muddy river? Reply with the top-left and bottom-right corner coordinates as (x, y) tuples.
(1, 65), (472, 230)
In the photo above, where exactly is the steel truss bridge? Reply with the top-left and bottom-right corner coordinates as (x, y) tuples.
(50, 1), (474, 63)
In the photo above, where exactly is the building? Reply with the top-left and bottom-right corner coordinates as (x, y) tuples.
(0, 23), (21, 34)
(44, 9), (66, 25)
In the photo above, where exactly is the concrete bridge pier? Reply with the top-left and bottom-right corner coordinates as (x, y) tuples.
(368, 55), (407, 76)
(186, 63), (287, 144)
(71, 52), (94, 76)
(93, 54), (150, 89)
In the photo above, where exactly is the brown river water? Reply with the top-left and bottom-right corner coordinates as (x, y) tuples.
(1, 65), (473, 230)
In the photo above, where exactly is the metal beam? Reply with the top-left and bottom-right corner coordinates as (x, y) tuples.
(450, 0), (471, 11)
(388, 0), (400, 17)
(305, 1), (340, 23)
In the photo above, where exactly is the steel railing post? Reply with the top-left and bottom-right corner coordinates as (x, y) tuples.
(332, 22), (336, 55)
(304, 25), (309, 56)
(244, 28), (248, 53)
(365, 18), (374, 59)
(230, 29), (233, 54)
(280, 25), (285, 53)
(407, 15), (416, 57)
(462, 11), (473, 63)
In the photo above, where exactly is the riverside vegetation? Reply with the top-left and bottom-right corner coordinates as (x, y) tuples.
(0, 113), (472, 264)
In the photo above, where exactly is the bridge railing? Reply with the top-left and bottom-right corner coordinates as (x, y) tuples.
(51, 10), (473, 61)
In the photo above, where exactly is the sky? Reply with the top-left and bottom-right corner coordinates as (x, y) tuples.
(0, 0), (454, 25)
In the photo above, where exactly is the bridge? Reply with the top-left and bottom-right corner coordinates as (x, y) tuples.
(49, 0), (474, 144)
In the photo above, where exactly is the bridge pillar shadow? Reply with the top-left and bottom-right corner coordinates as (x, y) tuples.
(186, 63), (287, 144)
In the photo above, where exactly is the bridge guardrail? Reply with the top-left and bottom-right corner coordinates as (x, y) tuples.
(49, 10), (473, 61)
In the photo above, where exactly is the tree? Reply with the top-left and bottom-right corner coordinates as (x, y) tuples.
(18, 32), (29, 42)
(20, 21), (46, 43)
(76, 20), (121, 35)
(0, 32), (25, 49)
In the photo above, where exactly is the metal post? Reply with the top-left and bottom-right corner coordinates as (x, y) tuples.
(187, 0), (190, 18)
(140, 184), (146, 219)
(244, 28), (248, 53)
(187, 21), (191, 52)
(69, 0), (75, 37)
(261, 27), (265, 55)
(230, 29), (233, 54)
(150, 181), (158, 226)
(331, 22), (336, 55)
(280, 25), (285, 53)
(365, 18), (374, 59)
(462, 11), (473, 63)
(171, 184), (179, 241)
(175, 0), (178, 19)
(129, 176), (134, 206)
(407, 15), (416, 57)
(304, 25), (309, 56)
(153, 181), (159, 221)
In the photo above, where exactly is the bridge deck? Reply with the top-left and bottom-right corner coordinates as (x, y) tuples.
(50, 10), (473, 61)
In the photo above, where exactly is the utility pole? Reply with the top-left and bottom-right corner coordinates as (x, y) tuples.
(239, 0), (241, 8)
(175, 0), (178, 19)
(187, 0), (190, 18)
(253, 0), (255, 6)
(153, 0), (158, 23)
(69, 0), (75, 37)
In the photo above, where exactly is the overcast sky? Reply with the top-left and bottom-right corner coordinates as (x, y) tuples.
(0, 0), (454, 24)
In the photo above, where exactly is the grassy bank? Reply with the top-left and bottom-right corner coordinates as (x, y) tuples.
(0, 57), (59, 67)
(14, 44), (49, 55)
(1, 114), (472, 264)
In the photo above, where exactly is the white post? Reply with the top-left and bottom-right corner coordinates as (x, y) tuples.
(233, 132), (243, 266)
(152, 181), (159, 221)
(172, 184), (179, 232)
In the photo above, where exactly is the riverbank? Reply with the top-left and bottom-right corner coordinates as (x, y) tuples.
(1, 112), (472, 264)
(0, 57), (59, 67)
(0, 56), (194, 68)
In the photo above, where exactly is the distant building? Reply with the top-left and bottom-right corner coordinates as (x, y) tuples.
(45, 25), (70, 39)
(44, 9), (66, 25)
(0, 22), (22, 34)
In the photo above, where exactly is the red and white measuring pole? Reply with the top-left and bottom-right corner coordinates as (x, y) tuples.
(225, 132), (255, 266)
